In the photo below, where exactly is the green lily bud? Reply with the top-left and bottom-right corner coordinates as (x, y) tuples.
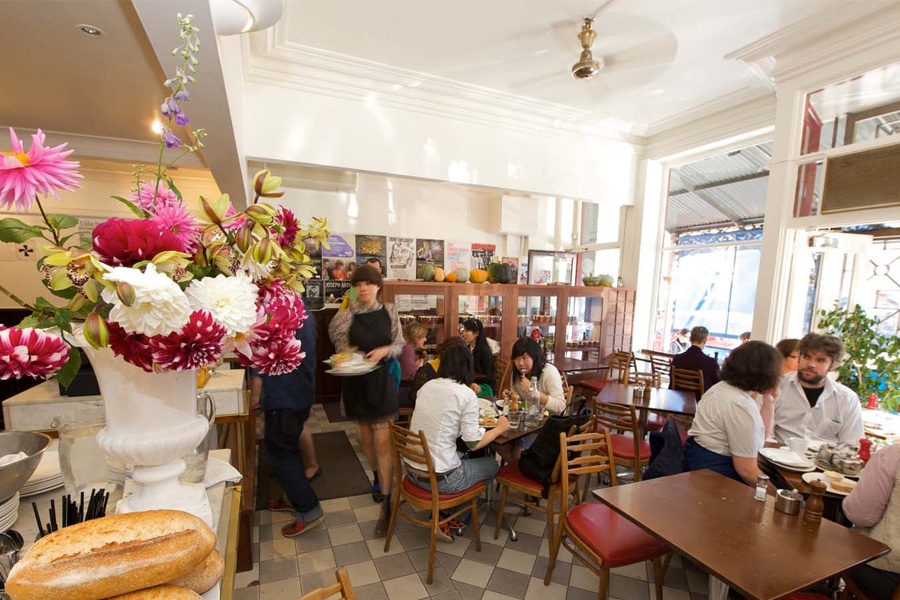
(253, 170), (284, 198)
(246, 203), (276, 225)
(251, 237), (273, 265)
(116, 281), (136, 307)
(84, 311), (109, 349)
(235, 221), (255, 253)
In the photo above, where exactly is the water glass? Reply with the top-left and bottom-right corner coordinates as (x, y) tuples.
(508, 411), (523, 429)
(524, 409), (542, 429)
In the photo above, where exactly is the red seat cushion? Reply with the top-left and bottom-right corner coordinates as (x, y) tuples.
(566, 503), (668, 567)
(577, 378), (609, 393)
(609, 434), (651, 460)
(495, 461), (544, 494)
(401, 476), (484, 500)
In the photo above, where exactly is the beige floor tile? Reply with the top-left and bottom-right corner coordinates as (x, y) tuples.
(537, 537), (572, 563)
(569, 564), (600, 591)
(343, 560), (382, 587)
(320, 497), (352, 513)
(434, 534), (472, 557)
(258, 577), (301, 600)
(232, 586), (259, 600)
(661, 586), (692, 600)
(297, 547), (336, 576)
(611, 561), (649, 581)
(382, 572), (429, 600)
(482, 591), (519, 600)
(258, 537), (298, 562)
(513, 516), (547, 537)
(353, 503), (383, 522)
(524, 577), (568, 600)
(451, 558), (494, 588)
(233, 566), (260, 589)
(327, 523), (364, 546)
(497, 547), (536, 575)
(366, 537), (405, 557)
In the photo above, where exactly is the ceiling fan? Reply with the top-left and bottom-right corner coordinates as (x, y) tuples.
(572, 18), (602, 80)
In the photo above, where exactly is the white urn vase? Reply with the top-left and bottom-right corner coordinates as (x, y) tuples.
(83, 345), (213, 525)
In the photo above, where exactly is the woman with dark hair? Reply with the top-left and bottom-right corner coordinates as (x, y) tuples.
(328, 264), (404, 534)
(461, 318), (495, 395)
(684, 340), (783, 486)
(501, 337), (566, 415)
(408, 344), (510, 540)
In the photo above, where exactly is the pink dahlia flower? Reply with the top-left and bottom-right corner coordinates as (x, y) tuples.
(131, 181), (179, 212)
(151, 310), (226, 370)
(252, 294), (306, 343)
(151, 201), (201, 254)
(0, 128), (82, 211)
(242, 336), (306, 376)
(274, 206), (299, 248)
(92, 217), (184, 267)
(0, 326), (71, 380)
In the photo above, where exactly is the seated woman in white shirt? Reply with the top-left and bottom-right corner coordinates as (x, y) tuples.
(407, 344), (510, 500)
(843, 443), (900, 600)
(684, 341), (782, 486)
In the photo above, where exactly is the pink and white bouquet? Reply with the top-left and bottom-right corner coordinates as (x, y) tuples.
(0, 14), (327, 385)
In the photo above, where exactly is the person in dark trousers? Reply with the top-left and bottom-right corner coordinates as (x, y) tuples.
(671, 325), (721, 394)
(253, 313), (324, 538)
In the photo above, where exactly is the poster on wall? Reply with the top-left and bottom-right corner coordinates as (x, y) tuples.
(324, 279), (351, 305)
(446, 242), (471, 272)
(470, 243), (496, 271)
(387, 237), (416, 280)
(356, 235), (387, 274)
(303, 280), (324, 310)
(415, 238), (444, 270)
(322, 234), (356, 280)
(303, 237), (323, 279)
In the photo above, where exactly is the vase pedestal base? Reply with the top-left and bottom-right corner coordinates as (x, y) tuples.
(119, 460), (213, 526)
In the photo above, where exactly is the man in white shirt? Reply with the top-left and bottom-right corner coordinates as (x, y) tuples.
(774, 333), (864, 446)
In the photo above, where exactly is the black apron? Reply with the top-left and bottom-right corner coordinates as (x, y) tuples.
(342, 307), (398, 420)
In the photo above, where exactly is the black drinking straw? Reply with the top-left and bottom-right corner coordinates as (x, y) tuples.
(49, 499), (57, 532)
(31, 502), (44, 537)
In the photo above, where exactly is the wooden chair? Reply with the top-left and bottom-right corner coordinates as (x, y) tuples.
(494, 356), (510, 392)
(591, 399), (651, 485)
(493, 416), (595, 545)
(671, 367), (705, 399)
(299, 567), (356, 600)
(384, 422), (484, 584)
(544, 429), (672, 599)
(561, 370), (574, 407)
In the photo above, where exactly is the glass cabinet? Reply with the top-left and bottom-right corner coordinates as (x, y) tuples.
(381, 282), (448, 358)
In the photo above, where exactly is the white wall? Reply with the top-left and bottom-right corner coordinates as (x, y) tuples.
(0, 161), (220, 309)
(240, 82), (637, 204)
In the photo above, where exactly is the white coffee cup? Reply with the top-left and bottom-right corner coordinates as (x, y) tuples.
(788, 437), (807, 456)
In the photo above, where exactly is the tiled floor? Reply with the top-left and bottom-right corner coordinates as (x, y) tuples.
(232, 405), (712, 600)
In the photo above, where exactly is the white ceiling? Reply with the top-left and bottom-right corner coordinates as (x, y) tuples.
(0, 0), (886, 203)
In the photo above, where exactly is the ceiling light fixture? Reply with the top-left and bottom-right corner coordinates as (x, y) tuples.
(77, 24), (104, 37)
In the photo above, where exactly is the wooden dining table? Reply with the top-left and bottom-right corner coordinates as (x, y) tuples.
(595, 381), (697, 436)
(594, 469), (890, 600)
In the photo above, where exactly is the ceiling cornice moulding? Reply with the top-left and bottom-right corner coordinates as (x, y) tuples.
(643, 86), (774, 140)
(246, 27), (644, 146)
(727, 0), (899, 81)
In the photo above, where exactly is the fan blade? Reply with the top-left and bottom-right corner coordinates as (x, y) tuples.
(549, 19), (581, 54)
(602, 33), (678, 74)
(509, 71), (569, 93)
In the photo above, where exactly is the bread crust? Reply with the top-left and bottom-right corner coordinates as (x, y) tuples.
(6, 510), (216, 600)
(109, 585), (203, 599)
(167, 549), (224, 593)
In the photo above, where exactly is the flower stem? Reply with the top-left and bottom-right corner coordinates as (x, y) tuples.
(34, 196), (62, 246)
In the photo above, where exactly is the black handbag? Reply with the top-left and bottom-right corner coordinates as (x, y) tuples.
(517, 399), (592, 495)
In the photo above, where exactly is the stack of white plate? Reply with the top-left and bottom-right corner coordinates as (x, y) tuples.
(0, 492), (19, 532)
(20, 450), (63, 497)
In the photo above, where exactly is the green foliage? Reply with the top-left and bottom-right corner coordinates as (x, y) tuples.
(0, 218), (45, 243)
(818, 304), (900, 411)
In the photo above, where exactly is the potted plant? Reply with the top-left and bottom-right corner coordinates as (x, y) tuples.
(818, 304), (900, 412)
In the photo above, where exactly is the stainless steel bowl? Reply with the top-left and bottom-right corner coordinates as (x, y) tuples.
(0, 431), (53, 503)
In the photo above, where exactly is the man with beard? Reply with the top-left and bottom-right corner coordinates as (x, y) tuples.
(773, 332), (863, 445)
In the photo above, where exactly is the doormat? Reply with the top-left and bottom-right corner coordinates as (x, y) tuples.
(256, 431), (370, 508)
(322, 400), (354, 423)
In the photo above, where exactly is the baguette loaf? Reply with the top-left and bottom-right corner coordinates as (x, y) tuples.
(167, 549), (224, 593)
(6, 509), (216, 600)
(110, 585), (203, 599)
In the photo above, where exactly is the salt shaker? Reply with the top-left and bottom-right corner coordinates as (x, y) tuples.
(755, 474), (769, 501)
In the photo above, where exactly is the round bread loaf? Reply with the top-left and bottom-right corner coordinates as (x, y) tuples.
(831, 479), (856, 493)
(167, 549), (224, 593)
(110, 585), (203, 599)
(5, 510), (216, 600)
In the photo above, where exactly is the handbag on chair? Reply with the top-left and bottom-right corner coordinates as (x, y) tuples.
(518, 400), (592, 494)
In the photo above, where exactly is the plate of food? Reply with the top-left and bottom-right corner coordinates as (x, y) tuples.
(802, 471), (858, 496)
(326, 351), (379, 375)
(478, 406), (499, 428)
(759, 447), (816, 472)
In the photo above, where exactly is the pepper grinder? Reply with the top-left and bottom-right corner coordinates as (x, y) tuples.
(804, 479), (827, 524)
(858, 438), (873, 464)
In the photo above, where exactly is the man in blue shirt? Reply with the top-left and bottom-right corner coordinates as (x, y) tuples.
(252, 314), (323, 537)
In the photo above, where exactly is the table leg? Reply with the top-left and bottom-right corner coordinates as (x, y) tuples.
(479, 482), (519, 542)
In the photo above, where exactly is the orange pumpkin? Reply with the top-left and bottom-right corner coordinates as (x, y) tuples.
(445, 272), (458, 282)
(469, 269), (489, 284)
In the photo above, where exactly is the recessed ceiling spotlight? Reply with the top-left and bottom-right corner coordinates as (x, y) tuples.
(78, 24), (104, 37)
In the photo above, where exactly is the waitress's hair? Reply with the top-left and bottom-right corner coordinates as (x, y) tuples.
(437, 343), (474, 386)
(775, 338), (800, 359)
(720, 341), (783, 393)
(462, 318), (491, 357)
(510, 337), (545, 379)
(350, 264), (382, 287)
